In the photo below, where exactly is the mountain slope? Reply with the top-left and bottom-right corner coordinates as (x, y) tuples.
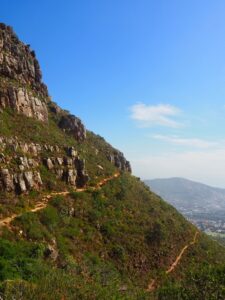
(145, 177), (225, 213)
(0, 23), (224, 299)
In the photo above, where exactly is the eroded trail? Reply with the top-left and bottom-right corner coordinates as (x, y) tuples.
(166, 231), (199, 274)
(0, 172), (120, 228)
(147, 231), (199, 292)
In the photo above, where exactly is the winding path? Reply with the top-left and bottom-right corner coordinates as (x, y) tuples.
(147, 231), (199, 292)
(166, 231), (199, 274)
(0, 172), (120, 228)
(0, 172), (199, 294)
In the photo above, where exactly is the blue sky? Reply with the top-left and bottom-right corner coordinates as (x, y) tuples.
(2, 0), (225, 187)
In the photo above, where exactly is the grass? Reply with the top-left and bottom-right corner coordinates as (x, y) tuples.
(2, 174), (223, 299)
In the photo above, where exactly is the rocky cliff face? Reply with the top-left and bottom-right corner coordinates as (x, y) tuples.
(107, 151), (132, 173)
(0, 23), (86, 139)
(58, 114), (86, 141)
(0, 136), (89, 194)
(0, 23), (131, 195)
(0, 23), (49, 122)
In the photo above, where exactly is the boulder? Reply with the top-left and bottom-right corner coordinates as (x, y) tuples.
(24, 171), (34, 189)
(44, 158), (54, 170)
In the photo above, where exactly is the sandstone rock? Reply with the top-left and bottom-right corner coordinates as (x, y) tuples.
(64, 157), (73, 167)
(19, 157), (29, 168)
(33, 171), (43, 187)
(64, 169), (77, 186)
(0, 169), (14, 192)
(19, 143), (29, 153)
(54, 145), (60, 153)
(19, 165), (25, 171)
(58, 114), (86, 142)
(0, 23), (48, 97)
(0, 25), (49, 122)
(28, 158), (38, 167)
(44, 158), (54, 170)
(45, 240), (58, 261)
(107, 151), (132, 173)
(14, 173), (27, 193)
(56, 157), (63, 166)
(49, 102), (62, 115)
(55, 169), (63, 179)
(67, 146), (77, 158)
(75, 157), (89, 187)
(23, 171), (34, 189)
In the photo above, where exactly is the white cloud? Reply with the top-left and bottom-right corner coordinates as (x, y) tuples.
(130, 103), (181, 128)
(152, 134), (218, 148)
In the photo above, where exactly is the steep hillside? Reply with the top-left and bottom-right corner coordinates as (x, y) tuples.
(145, 177), (225, 213)
(145, 178), (225, 241)
(0, 23), (224, 299)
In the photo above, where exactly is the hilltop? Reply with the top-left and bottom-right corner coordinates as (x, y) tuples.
(0, 23), (224, 299)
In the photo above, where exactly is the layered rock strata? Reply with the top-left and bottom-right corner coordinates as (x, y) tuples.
(0, 23), (86, 141)
(0, 136), (89, 194)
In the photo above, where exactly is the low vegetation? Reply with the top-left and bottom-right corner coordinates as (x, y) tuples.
(0, 174), (223, 299)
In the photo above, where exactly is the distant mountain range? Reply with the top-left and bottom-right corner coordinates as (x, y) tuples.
(145, 177), (225, 214)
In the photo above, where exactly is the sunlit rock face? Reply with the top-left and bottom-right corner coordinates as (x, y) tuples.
(0, 23), (49, 122)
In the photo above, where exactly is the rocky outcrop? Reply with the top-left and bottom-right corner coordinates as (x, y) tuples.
(44, 239), (58, 261)
(107, 151), (132, 173)
(0, 23), (88, 141)
(74, 157), (89, 187)
(0, 169), (14, 192)
(0, 23), (48, 98)
(0, 86), (48, 122)
(0, 135), (89, 195)
(0, 168), (42, 194)
(0, 23), (131, 199)
(43, 155), (89, 188)
(58, 114), (86, 142)
(0, 23), (49, 122)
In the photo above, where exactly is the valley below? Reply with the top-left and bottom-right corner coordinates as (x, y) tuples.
(145, 177), (225, 244)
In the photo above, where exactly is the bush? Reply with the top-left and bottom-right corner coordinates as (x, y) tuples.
(14, 213), (49, 241)
(39, 207), (59, 230)
(145, 223), (165, 246)
(109, 245), (126, 261)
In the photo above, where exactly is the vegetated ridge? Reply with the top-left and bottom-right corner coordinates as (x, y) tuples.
(0, 23), (224, 299)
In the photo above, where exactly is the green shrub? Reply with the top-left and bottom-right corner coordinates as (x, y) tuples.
(39, 207), (59, 230)
(109, 245), (126, 261)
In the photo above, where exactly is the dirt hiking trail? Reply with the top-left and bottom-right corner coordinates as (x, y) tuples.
(0, 172), (120, 228)
(147, 231), (199, 292)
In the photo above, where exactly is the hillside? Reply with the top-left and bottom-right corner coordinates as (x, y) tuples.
(145, 178), (225, 241)
(145, 177), (225, 214)
(0, 23), (224, 299)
